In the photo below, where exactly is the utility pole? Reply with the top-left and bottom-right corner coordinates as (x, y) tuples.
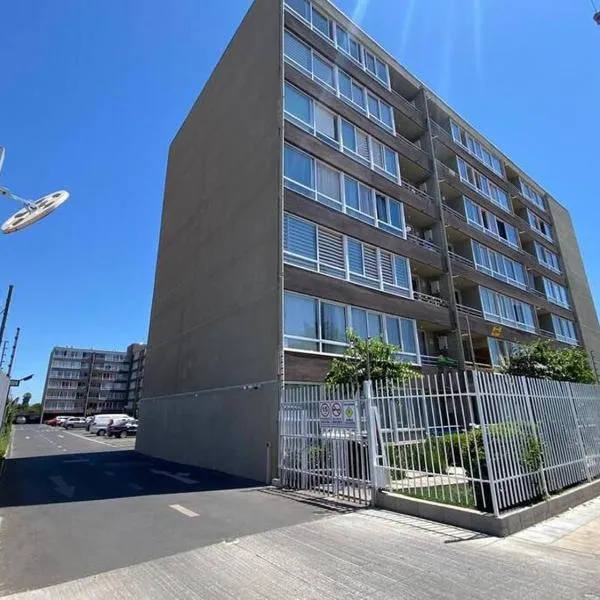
(0, 284), (14, 355)
(7, 327), (20, 377)
(0, 340), (8, 370)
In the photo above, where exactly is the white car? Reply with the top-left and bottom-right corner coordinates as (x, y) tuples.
(89, 414), (131, 436)
(62, 417), (87, 429)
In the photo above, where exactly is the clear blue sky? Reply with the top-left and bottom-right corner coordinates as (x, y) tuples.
(1, 0), (599, 402)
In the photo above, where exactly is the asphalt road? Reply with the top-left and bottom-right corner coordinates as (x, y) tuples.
(0, 425), (329, 596)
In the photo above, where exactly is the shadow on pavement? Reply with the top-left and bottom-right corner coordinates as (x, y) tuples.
(0, 450), (262, 508)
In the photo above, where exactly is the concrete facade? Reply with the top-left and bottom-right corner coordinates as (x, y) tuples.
(136, 0), (283, 483)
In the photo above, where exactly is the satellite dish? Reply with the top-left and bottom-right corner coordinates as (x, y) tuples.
(2, 190), (69, 234)
(0, 147), (70, 234)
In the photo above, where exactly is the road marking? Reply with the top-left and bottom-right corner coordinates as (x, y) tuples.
(128, 483), (144, 491)
(25, 436), (30, 440)
(58, 435), (64, 439)
(150, 469), (198, 485)
(49, 475), (75, 498)
(61, 429), (115, 447)
(169, 504), (199, 518)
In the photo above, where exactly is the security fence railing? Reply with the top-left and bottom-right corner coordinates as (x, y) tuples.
(279, 371), (600, 515)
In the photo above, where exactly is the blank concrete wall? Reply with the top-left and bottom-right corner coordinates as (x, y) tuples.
(137, 0), (283, 482)
(548, 199), (600, 371)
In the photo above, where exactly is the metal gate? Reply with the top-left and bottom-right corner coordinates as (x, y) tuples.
(278, 382), (382, 505)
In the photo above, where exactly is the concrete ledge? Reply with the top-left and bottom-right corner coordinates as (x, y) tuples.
(375, 477), (600, 537)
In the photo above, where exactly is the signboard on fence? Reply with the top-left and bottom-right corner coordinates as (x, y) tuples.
(319, 400), (357, 429)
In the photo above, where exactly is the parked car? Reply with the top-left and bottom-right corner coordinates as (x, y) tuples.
(107, 419), (138, 438)
(15, 415), (27, 424)
(46, 416), (69, 427)
(89, 414), (130, 436)
(63, 417), (87, 429)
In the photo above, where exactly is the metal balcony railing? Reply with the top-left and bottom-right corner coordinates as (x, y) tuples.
(448, 250), (474, 268)
(456, 303), (484, 319)
(407, 233), (439, 252)
(442, 203), (466, 222)
(414, 291), (448, 308)
(402, 181), (436, 205)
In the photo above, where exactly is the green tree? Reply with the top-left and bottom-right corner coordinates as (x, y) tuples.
(326, 330), (421, 386)
(501, 339), (596, 384)
(21, 392), (32, 408)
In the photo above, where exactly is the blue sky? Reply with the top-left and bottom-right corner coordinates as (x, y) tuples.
(1, 0), (599, 402)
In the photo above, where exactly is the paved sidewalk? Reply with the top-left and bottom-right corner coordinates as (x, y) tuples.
(513, 496), (600, 555)
(2, 508), (598, 600)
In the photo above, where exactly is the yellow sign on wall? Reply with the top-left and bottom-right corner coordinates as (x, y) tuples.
(491, 326), (503, 338)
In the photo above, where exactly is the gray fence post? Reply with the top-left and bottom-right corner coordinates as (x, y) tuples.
(566, 383), (592, 483)
(472, 371), (501, 516)
(363, 379), (382, 503)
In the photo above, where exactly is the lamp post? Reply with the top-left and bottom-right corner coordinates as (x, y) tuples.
(2, 373), (33, 433)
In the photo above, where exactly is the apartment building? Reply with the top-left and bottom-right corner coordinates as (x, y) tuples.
(42, 343), (146, 418)
(137, 0), (600, 482)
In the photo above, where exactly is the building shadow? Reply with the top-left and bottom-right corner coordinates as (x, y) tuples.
(0, 449), (262, 508)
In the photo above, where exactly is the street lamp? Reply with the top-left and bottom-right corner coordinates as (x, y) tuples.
(8, 374), (33, 388)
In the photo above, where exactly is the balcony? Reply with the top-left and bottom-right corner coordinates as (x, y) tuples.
(415, 290), (448, 309)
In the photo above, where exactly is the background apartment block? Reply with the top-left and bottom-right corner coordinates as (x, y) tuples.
(41, 343), (146, 418)
(137, 0), (600, 482)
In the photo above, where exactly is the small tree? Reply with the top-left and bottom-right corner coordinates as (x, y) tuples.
(21, 392), (32, 408)
(501, 339), (596, 384)
(326, 330), (421, 386)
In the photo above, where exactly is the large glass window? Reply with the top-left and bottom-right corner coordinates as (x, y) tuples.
(284, 145), (314, 195)
(450, 120), (503, 177)
(527, 209), (553, 241)
(519, 178), (545, 211)
(534, 242), (560, 273)
(551, 315), (578, 345)
(457, 158), (510, 212)
(285, 0), (310, 21)
(463, 197), (520, 249)
(283, 30), (394, 133)
(283, 214), (317, 270)
(284, 294), (319, 351)
(471, 241), (527, 289)
(479, 287), (536, 333)
(543, 278), (570, 308)
(284, 292), (419, 361)
(283, 144), (406, 238)
(488, 338), (520, 368)
(284, 83), (313, 130)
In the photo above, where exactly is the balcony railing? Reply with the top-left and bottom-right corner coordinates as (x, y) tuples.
(415, 291), (448, 308)
(407, 233), (439, 252)
(456, 304), (484, 319)
(448, 250), (474, 268)
(442, 204), (466, 222)
(403, 181), (436, 205)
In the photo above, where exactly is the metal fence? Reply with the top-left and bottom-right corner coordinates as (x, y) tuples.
(279, 371), (600, 515)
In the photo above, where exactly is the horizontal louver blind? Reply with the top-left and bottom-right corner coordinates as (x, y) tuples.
(284, 33), (311, 71)
(364, 246), (379, 280)
(284, 215), (316, 259)
(318, 230), (344, 270)
(380, 252), (394, 285)
(357, 130), (370, 161)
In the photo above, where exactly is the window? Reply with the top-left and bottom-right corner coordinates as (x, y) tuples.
(457, 158), (510, 212)
(283, 82), (400, 182)
(283, 213), (412, 298)
(519, 178), (545, 211)
(534, 242), (560, 273)
(527, 209), (553, 241)
(284, 292), (419, 362)
(283, 30), (394, 134)
(283, 144), (405, 238)
(543, 278), (570, 308)
(471, 241), (527, 289)
(285, 0), (310, 20)
(284, 145), (314, 195)
(463, 197), (520, 249)
(450, 121), (503, 177)
(479, 287), (536, 333)
(311, 6), (333, 39)
(551, 315), (578, 345)
(488, 338), (520, 368)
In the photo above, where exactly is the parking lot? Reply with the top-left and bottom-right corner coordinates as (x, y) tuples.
(58, 426), (137, 448)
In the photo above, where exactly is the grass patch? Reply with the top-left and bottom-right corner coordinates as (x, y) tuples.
(0, 429), (10, 458)
(399, 484), (475, 509)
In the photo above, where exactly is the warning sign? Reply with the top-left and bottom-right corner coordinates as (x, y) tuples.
(319, 400), (357, 428)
